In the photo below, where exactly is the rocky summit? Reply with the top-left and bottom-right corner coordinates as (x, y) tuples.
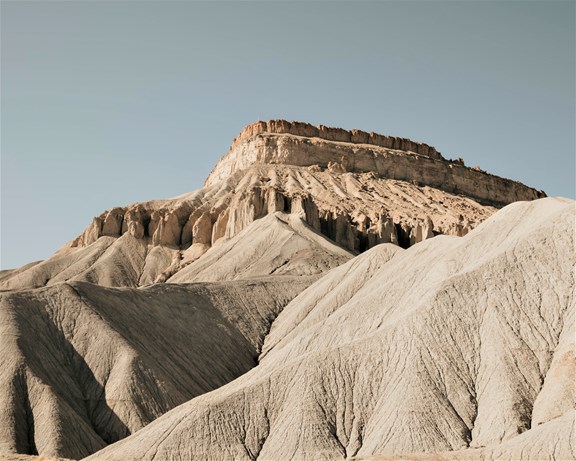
(0, 121), (572, 461)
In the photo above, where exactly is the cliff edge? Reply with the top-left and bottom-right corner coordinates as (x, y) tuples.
(205, 120), (545, 206)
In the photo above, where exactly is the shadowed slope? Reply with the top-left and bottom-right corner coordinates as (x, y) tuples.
(0, 276), (314, 459)
(0, 207), (356, 459)
(0, 236), (148, 290)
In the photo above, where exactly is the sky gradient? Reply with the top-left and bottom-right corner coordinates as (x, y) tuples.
(2, 0), (575, 269)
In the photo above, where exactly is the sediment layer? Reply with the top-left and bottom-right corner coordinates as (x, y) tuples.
(205, 120), (545, 207)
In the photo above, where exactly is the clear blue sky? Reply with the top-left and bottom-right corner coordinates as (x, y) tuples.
(1, 1), (574, 269)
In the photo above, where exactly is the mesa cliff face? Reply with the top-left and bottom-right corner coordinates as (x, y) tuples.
(206, 120), (545, 206)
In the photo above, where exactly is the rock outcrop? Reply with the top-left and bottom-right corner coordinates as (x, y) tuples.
(205, 120), (545, 206)
(1, 171), (494, 292)
(224, 120), (445, 161)
(168, 212), (352, 283)
(0, 120), (569, 461)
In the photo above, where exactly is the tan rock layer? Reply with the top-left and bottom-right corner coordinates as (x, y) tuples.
(69, 120), (514, 265)
(228, 120), (443, 160)
(205, 120), (545, 206)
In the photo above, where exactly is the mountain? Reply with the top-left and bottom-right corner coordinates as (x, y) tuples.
(85, 197), (575, 461)
(0, 120), (543, 292)
(1, 120), (562, 461)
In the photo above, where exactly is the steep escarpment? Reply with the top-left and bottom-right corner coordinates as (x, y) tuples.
(205, 120), (545, 206)
(77, 120), (545, 261)
(224, 119), (445, 161)
(75, 170), (489, 253)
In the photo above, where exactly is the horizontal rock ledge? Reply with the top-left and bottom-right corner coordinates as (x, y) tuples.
(228, 120), (444, 159)
(205, 121), (546, 206)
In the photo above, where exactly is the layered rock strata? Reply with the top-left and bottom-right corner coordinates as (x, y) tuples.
(206, 120), (545, 206)
(225, 120), (445, 161)
(71, 169), (491, 262)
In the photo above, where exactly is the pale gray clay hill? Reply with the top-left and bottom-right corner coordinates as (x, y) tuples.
(86, 197), (575, 461)
(1, 121), (571, 461)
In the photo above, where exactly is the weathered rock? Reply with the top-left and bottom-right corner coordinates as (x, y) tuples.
(211, 209), (229, 244)
(266, 187), (285, 214)
(225, 120), (443, 160)
(64, 121), (540, 260)
(327, 160), (347, 173)
(151, 210), (181, 246)
(81, 217), (103, 246)
(192, 212), (212, 245)
(121, 205), (147, 239)
(205, 120), (545, 207)
(1, 164), (502, 292)
(351, 129), (370, 144)
(101, 208), (124, 236)
(374, 213), (398, 245)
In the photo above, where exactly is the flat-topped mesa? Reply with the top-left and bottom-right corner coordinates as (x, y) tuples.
(50, 120), (547, 286)
(205, 120), (545, 206)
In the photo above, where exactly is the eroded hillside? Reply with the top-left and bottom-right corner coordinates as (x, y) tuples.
(1, 121), (564, 461)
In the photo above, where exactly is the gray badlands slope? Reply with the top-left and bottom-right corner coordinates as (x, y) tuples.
(0, 276), (316, 459)
(168, 213), (352, 283)
(87, 197), (574, 461)
(0, 207), (353, 458)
